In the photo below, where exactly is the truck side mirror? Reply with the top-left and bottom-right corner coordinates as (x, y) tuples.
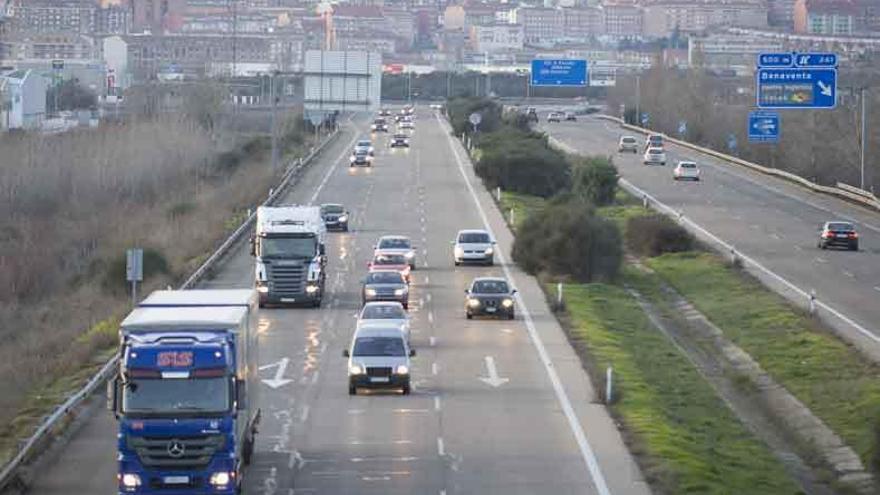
(409, 348), (416, 357)
(319, 244), (326, 256)
(235, 377), (246, 411)
(107, 378), (119, 418)
(342, 349), (350, 357)
(249, 237), (256, 257)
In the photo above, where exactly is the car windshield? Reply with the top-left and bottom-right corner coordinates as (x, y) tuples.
(122, 377), (230, 416)
(260, 236), (316, 259)
(680, 163), (696, 168)
(373, 119), (385, 125)
(394, 134), (407, 139)
(353, 337), (406, 357)
(622, 137), (636, 143)
(357, 140), (371, 147)
(472, 280), (509, 294)
(373, 254), (406, 265)
(649, 136), (663, 142)
(379, 238), (411, 249)
(322, 205), (344, 214)
(367, 272), (404, 284)
(649, 149), (663, 154)
(828, 223), (854, 232)
(361, 305), (406, 319)
(459, 232), (490, 243)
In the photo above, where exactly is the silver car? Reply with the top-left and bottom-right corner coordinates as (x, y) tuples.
(375, 235), (417, 269)
(357, 301), (411, 343)
(452, 229), (495, 266)
(362, 270), (409, 308)
(344, 325), (414, 395)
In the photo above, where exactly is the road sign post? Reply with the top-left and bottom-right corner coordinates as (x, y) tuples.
(748, 111), (780, 143)
(640, 113), (649, 126)
(469, 112), (482, 134)
(530, 59), (587, 87)
(126, 248), (143, 307)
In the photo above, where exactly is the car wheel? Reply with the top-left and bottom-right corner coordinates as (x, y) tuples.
(349, 385), (357, 396)
(410, 263), (416, 270)
(466, 312), (473, 319)
(454, 260), (461, 266)
(851, 243), (859, 251)
(508, 311), (515, 320)
(313, 299), (322, 308)
(402, 384), (411, 395)
(486, 259), (494, 266)
(403, 302), (409, 310)
(819, 242), (826, 250)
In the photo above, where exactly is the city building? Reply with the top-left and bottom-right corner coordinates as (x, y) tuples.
(95, 4), (131, 35)
(130, 0), (186, 33)
(794, 0), (878, 36)
(563, 6), (604, 40)
(469, 23), (524, 53)
(9, 0), (96, 34)
(1, 32), (98, 61)
(768, 0), (797, 28)
(513, 7), (564, 45)
(689, 33), (784, 74)
(600, 2), (643, 39)
(0, 69), (48, 131)
(642, 0), (768, 39)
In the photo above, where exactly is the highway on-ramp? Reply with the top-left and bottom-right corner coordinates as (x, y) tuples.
(539, 116), (880, 354)
(26, 111), (650, 495)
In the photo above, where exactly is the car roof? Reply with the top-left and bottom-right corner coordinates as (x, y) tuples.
(621, 136), (636, 140)
(471, 277), (509, 284)
(362, 301), (405, 309)
(457, 229), (490, 235)
(378, 235), (410, 241)
(321, 203), (344, 208)
(678, 161), (697, 166)
(367, 268), (405, 275)
(357, 139), (371, 144)
(354, 325), (407, 339)
(647, 147), (664, 152)
(825, 221), (854, 227)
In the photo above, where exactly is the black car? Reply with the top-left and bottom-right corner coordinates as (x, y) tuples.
(465, 277), (516, 319)
(818, 221), (859, 251)
(363, 270), (409, 308)
(390, 133), (410, 148)
(320, 203), (349, 231)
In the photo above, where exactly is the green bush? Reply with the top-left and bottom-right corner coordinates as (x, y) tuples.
(475, 128), (571, 198)
(101, 248), (170, 293)
(625, 214), (694, 257)
(571, 156), (619, 206)
(447, 97), (502, 136)
(512, 200), (622, 282)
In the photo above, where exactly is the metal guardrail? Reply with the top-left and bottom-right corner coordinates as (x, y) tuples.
(596, 115), (880, 212)
(0, 127), (341, 492)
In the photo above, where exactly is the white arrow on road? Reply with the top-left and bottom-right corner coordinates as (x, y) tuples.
(478, 356), (509, 388)
(817, 80), (833, 97)
(260, 357), (293, 389)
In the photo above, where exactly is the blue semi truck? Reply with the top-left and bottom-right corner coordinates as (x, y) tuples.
(108, 290), (259, 494)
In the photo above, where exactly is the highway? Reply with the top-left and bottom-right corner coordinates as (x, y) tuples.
(27, 110), (650, 495)
(539, 116), (880, 354)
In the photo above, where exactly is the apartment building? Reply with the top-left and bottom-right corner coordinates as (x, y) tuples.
(514, 7), (564, 45)
(794, 0), (879, 36)
(563, 6), (604, 40)
(601, 2), (643, 39)
(642, 0), (768, 38)
(469, 23), (524, 53)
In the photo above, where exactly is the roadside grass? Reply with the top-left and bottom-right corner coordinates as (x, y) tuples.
(498, 191), (546, 232)
(561, 280), (801, 494)
(647, 252), (880, 470)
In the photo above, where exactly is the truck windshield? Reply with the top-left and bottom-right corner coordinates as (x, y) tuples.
(260, 236), (316, 259)
(122, 377), (230, 416)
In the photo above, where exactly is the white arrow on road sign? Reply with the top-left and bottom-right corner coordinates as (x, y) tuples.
(752, 120), (777, 133)
(478, 356), (509, 388)
(817, 80), (833, 97)
(260, 357), (293, 389)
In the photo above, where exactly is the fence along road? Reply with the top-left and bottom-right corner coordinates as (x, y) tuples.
(26, 111), (651, 495)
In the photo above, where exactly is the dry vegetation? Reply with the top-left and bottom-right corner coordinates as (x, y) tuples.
(0, 106), (306, 438)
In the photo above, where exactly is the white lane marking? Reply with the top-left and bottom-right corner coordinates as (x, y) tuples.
(478, 356), (509, 388)
(300, 405), (310, 423)
(425, 276), (430, 284)
(423, 260), (429, 268)
(432, 362), (438, 375)
(419, 297), (425, 307)
(428, 311), (434, 324)
(439, 112), (612, 495)
(875, 286), (880, 292)
(261, 357), (293, 389)
(310, 370), (320, 384)
(815, 257), (828, 264)
(426, 293), (432, 303)
(430, 336), (436, 347)
(308, 130), (362, 205)
(843, 270), (855, 278)
(351, 456), (419, 463)
(349, 440), (413, 446)
(794, 245), (803, 251)
(437, 437), (445, 456)
(434, 396), (441, 411)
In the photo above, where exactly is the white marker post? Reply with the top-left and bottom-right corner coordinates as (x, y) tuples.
(605, 367), (613, 404)
(809, 290), (817, 315)
(509, 208), (515, 226)
(556, 282), (563, 311)
(496, 186), (501, 202)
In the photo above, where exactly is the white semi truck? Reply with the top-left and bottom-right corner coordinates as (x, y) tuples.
(251, 205), (327, 307)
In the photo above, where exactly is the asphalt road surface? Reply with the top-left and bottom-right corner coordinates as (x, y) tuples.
(539, 116), (880, 355)
(26, 110), (650, 495)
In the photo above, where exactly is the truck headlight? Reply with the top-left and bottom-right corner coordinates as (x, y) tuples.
(502, 298), (514, 308)
(349, 364), (364, 375)
(484, 247), (494, 255)
(209, 471), (232, 487)
(256, 286), (269, 294)
(120, 473), (142, 489)
(468, 298), (480, 308)
(365, 288), (377, 297)
(306, 285), (319, 294)
(350, 155), (356, 162)
(405, 251), (415, 259)
(395, 365), (409, 375)
(394, 288), (406, 296)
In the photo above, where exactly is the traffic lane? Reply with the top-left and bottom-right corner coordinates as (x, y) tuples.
(268, 117), (444, 495)
(22, 120), (366, 495)
(545, 119), (880, 337)
(419, 109), (643, 494)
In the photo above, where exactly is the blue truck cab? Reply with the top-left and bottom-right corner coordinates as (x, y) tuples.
(109, 290), (259, 495)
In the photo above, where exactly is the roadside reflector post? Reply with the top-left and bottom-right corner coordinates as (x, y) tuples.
(809, 290), (817, 315)
(268, 187), (274, 199)
(556, 282), (563, 311)
(605, 367), (613, 404)
(642, 194), (649, 209)
(677, 209), (684, 221)
(496, 186), (501, 202)
(509, 208), (515, 226)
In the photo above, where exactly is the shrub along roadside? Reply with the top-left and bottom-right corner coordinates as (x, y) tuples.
(475, 127), (571, 198)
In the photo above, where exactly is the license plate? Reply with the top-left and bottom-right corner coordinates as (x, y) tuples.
(486, 307), (497, 313)
(370, 377), (390, 383)
(281, 298), (296, 302)
(836, 234), (848, 238)
(163, 476), (189, 485)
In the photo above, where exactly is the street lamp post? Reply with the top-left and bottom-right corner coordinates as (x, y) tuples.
(860, 87), (867, 191)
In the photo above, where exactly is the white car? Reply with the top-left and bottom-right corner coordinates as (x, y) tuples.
(374, 235), (417, 269)
(357, 301), (411, 343)
(399, 120), (415, 130)
(429, 103), (443, 110)
(643, 147), (667, 166)
(452, 229), (495, 266)
(344, 324), (414, 395)
(673, 161), (700, 181)
(355, 139), (374, 156)
(618, 136), (638, 153)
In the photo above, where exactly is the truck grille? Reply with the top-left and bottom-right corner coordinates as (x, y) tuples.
(128, 435), (225, 469)
(367, 367), (392, 377)
(268, 263), (306, 295)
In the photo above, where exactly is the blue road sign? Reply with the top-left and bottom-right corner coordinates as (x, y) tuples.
(678, 120), (687, 135)
(727, 134), (738, 151)
(640, 113), (649, 125)
(530, 59), (587, 87)
(748, 111), (780, 143)
(794, 53), (837, 68)
(756, 68), (836, 109)
(758, 53), (794, 68)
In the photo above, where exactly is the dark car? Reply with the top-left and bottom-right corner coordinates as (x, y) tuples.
(465, 277), (516, 320)
(362, 270), (409, 308)
(564, 112), (577, 121)
(320, 203), (349, 231)
(390, 133), (410, 148)
(818, 221), (859, 251)
(525, 107), (538, 123)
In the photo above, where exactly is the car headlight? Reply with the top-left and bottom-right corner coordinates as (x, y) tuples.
(338, 215), (348, 222)
(395, 365), (409, 375)
(484, 247), (494, 255)
(209, 472), (232, 487)
(350, 156), (356, 162)
(256, 286), (269, 294)
(454, 246), (463, 255)
(365, 288), (377, 297)
(120, 473), (141, 489)
(502, 298), (514, 308)
(405, 251), (415, 259)
(394, 288), (406, 296)
(468, 298), (481, 308)
(349, 364), (364, 375)
(306, 285), (319, 294)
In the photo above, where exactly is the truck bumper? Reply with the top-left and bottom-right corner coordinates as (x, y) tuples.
(117, 462), (238, 495)
(259, 288), (322, 306)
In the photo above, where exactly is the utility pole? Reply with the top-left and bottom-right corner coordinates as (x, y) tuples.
(271, 72), (279, 170)
(860, 86), (867, 190)
(635, 74), (641, 125)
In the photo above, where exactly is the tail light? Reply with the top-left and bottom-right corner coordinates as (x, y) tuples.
(849, 232), (858, 239)
(822, 231), (832, 238)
